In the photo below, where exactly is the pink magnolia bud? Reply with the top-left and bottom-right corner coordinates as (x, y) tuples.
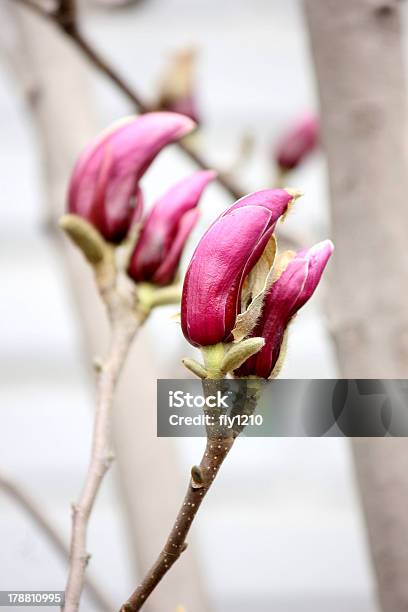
(128, 170), (215, 286)
(68, 112), (195, 243)
(235, 240), (334, 378)
(181, 189), (294, 347)
(157, 49), (199, 123)
(275, 113), (319, 172)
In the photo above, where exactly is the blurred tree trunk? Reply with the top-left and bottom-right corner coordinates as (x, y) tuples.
(5, 5), (210, 612)
(304, 1), (408, 611)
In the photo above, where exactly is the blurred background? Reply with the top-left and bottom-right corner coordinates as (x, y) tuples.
(1, 0), (407, 611)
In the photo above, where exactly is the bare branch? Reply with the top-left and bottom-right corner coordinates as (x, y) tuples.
(120, 431), (234, 611)
(55, 0), (76, 31)
(119, 380), (261, 611)
(63, 262), (147, 612)
(0, 473), (114, 612)
(7, 4), (212, 609)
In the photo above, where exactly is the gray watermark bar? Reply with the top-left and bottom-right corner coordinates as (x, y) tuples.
(0, 592), (64, 606)
(157, 379), (408, 437)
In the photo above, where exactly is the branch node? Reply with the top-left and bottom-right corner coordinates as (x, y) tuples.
(71, 502), (79, 515)
(81, 553), (92, 567)
(55, 0), (77, 34)
(190, 465), (204, 488)
(59, 214), (109, 265)
(182, 358), (208, 380)
(105, 452), (115, 467)
(374, 3), (394, 18)
(92, 356), (104, 373)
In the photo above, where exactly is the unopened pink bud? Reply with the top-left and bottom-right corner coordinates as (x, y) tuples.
(275, 113), (319, 172)
(181, 189), (294, 347)
(128, 170), (215, 286)
(68, 112), (195, 243)
(236, 240), (334, 378)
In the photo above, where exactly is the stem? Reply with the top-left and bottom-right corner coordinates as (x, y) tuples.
(63, 306), (143, 612)
(0, 473), (114, 612)
(119, 378), (261, 612)
(119, 435), (234, 612)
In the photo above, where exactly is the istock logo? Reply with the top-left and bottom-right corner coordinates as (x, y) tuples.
(169, 390), (230, 409)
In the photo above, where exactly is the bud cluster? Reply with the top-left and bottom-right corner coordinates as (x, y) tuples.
(181, 189), (333, 379)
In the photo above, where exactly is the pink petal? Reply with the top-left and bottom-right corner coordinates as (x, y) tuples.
(236, 258), (309, 378)
(236, 240), (333, 378)
(224, 188), (294, 222)
(128, 170), (214, 282)
(130, 186), (144, 227)
(275, 113), (319, 171)
(152, 208), (200, 286)
(68, 112), (195, 242)
(181, 206), (273, 347)
(293, 240), (334, 311)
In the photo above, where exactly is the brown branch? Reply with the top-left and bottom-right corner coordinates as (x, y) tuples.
(8, 3), (213, 608)
(63, 258), (148, 612)
(119, 379), (261, 611)
(55, 0), (76, 30)
(120, 435), (234, 612)
(0, 473), (114, 612)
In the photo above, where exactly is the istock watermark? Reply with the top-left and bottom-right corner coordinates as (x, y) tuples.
(157, 379), (408, 437)
(168, 389), (230, 409)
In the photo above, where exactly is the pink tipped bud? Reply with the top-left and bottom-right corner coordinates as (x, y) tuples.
(128, 170), (215, 286)
(68, 112), (195, 243)
(275, 113), (319, 172)
(181, 189), (294, 347)
(236, 240), (334, 378)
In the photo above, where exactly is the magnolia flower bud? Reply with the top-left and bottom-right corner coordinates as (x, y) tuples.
(235, 240), (334, 379)
(128, 170), (215, 286)
(181, 189), (296, 347)
(275, 113), (319, 172)
(68, 112), (195, 243)
(157, 49), (199, 123)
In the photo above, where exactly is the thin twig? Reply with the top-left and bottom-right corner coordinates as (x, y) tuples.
(0, 473), (114, 612)
(55, 0), (76, 30)
(63, 259), (147, 612)
(64, 318), (138, 612)
(119, 379), (261, 611)
(120, 435), (234, 612)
